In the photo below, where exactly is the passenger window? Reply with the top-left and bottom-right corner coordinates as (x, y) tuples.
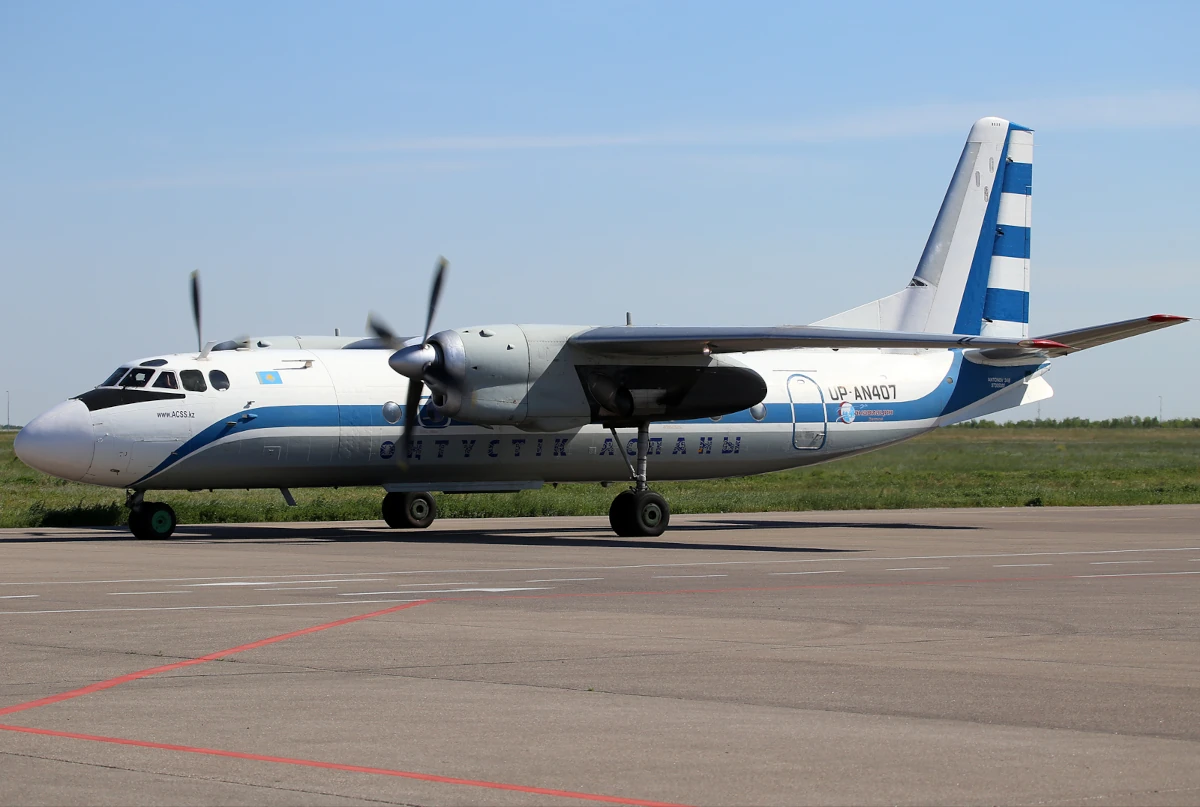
(119, 368), (155, 388)
(180, 370), (207, 392)
(101, 367), (130, 387)
(209, 370), (231, 391)
(153, 371), (179, 390)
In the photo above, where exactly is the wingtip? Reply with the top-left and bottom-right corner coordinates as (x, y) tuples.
(1148, 314), (1190, 323)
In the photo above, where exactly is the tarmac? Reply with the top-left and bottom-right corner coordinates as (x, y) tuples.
(1, 504), (1198, 806)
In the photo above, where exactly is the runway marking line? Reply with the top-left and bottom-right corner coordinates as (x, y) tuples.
(886, 567), (949, 571)
(650, 574), (728, 579)
(5, 546), (1200, 587)
(1074, 571), (1200, 579)
(108, 591), (188, 596)
(527, 578), (604, 583)
(0, 600), (432, 718)
(0, 724), (691, 807)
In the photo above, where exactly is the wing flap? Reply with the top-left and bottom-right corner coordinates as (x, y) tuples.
(568, 325), (1064, 356)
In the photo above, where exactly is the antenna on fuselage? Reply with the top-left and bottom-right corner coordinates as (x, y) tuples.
(190, 270), (202, 353)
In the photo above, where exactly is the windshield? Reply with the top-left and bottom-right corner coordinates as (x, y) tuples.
(119, 368), (155, 388)
(100, 367), (130, 387)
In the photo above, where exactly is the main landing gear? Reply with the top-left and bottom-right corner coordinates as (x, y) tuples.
(126, 491), (178, 539)
(608, 422), (670, 538)
(382, 491), (437, 529)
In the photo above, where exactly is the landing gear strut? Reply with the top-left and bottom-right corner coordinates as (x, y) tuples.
(607, 422), (670, 538)
(126, 490), (178, 539)
(382, 491), (437, 529)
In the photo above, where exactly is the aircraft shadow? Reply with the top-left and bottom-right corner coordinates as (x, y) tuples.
(2, 517), (977, 550)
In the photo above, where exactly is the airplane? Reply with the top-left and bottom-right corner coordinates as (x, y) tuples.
(13, 117), (1190, 540)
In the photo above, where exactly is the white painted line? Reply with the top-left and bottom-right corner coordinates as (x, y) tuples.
(994, 564), (1052, 568)
(108, 591), (188, 596)
(1089, 561), (1153, 565)
(769, 570), (844, 576)
(886, 567), (949, 571)
(651, 574), (728, 579)
(338, 587), (552, 596)
(0, 594), (38, 599)
(254, 586), (337, 591)
(184, 579), (386, 587)
(0, 599), (425, 615)
(367, 582), (479, 587)
(1074, 571), (1200, 579)
(526, 578), (604, 583)
(7, 547), (1200, 587)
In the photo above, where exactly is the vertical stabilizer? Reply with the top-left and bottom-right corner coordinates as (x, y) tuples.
(814, 117), (1033, 335)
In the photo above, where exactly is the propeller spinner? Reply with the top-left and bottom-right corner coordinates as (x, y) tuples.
(369, 257), (450, 462)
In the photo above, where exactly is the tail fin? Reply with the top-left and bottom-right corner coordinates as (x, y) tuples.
(815, 117), (1033, 336)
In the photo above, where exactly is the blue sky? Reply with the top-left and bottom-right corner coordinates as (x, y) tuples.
(2, 1), (1198, 424)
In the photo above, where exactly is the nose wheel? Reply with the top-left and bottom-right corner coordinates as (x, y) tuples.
(606, 422), (670, 537)
(382, 491), (437, 529)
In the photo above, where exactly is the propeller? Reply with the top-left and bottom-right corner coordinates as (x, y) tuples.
(190, 270), (202, 353)
(369, 258), (450, 462)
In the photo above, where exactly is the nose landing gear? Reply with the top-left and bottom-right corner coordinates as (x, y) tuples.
(607, 423), (670, 538)
(126, 491), (178, 539)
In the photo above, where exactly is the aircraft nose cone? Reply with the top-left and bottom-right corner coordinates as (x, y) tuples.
(13, 399), (96, 482)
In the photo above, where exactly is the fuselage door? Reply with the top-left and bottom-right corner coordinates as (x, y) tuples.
(787, 373), (827, 450)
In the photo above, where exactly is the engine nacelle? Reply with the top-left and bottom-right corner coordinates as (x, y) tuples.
(425, 324), (767, 431)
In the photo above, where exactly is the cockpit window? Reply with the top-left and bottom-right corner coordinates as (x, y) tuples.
(100, 367), (130, 387)
(209, 370), (231, 391)
(119, 368), (155, 388)
(140, 359), (168, 367)
(152, 371), (179, 390)
(180, 370), (207, 392)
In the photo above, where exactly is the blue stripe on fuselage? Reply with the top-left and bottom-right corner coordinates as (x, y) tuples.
(134, 354), (1046, 484)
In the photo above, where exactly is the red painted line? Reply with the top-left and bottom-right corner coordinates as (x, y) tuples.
(0, 600), (433, 717)
(0, 723), (691, 807)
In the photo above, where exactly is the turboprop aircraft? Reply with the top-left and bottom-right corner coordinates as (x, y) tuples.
(14, 117), (1190, 539)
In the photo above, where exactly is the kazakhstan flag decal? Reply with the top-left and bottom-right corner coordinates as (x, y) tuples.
(256, 371), (283, 385)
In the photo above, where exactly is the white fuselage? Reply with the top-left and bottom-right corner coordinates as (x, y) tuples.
(27, 339), (1050, 493)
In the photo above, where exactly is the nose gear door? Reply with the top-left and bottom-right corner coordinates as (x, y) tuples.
(787, 374), (827, 450)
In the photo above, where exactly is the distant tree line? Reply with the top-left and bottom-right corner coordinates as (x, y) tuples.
(954, 416), (1200, 429)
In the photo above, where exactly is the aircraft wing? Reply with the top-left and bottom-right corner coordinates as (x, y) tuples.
(568, 325), (1068, 356)
(971, 314), (1191, 361)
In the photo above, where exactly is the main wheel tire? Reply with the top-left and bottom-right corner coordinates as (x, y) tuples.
(128, 508), (150, 539)
(608, 490), (637, 537)
(130, 503), (176, 539)
(629, 491), (669, 537)
(382, 491), (437, 529)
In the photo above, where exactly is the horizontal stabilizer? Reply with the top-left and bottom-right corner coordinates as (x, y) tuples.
(970, 314), (1190, 361)
(569, 325), (1066, 356)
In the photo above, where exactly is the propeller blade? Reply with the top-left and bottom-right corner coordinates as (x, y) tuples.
(398, 379), (424, 464)
(422, 257), (448, 344)
(367, 312), (401, 349)
(190, 270), (202, 352)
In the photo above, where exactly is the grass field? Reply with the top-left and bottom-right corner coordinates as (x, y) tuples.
(2, 428), (1198, 528)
